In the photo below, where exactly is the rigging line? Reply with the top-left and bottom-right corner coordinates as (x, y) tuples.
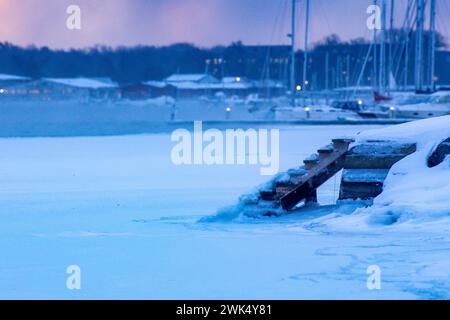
(259, 0), (287, 83)
(258, 0), (290, 85)
(316, 0), (338, 93)
(348, 41), (369, 98)
(350, 1), (380, 98)
(274, 0), (289, 44)
(394, 0), (416, 82)
(352, 38), (375, 98)
(346, 24), (374, 99)
(391, 0), (415, 82)
(390, 1), (411, 68)
(343, 0), (378, 97)
(393, 0), (418, 81)
(269, 0), (288, 44)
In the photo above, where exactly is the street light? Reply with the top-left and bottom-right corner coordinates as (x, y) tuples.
(304, 106), (311, 119)
(389, 106), (396, 119)
(225, 107), (232, 120)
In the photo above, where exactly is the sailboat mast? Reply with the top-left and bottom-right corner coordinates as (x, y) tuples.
(415, 0), (425, 92)
(303, 0), (310, 90)
(388, 0), (394, 92)
(290, 0), (296, 106)
(379, 0), (387, 94)
(325, 51), (329, 91)
(429, 0), (436, 90)
(404, 0), (413, 90)
(372, 0), (378, 89)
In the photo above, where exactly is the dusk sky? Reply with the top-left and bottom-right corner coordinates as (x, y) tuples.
(0, 0), (449, 49)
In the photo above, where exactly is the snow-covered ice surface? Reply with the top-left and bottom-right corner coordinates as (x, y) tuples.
(0, 122), (449, 299)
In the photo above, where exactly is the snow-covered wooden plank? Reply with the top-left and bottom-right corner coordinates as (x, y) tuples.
(349, 141), (416, 156)
(303, 153), (320, 170)
(341, 169), (389, 183)
(318, 144), (334, 154)
(332, 138), (355, 149)
(344, 154), (412, 169)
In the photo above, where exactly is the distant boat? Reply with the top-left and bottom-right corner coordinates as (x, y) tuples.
(359, 91), (450, 119)
(374, 91), (393, 102)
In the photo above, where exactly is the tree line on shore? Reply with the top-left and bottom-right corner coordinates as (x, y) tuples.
(0, 31), (447, 88)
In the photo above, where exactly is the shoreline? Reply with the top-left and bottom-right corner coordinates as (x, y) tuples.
(0, 119), (409, 138)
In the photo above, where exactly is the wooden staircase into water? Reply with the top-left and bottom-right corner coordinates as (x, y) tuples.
(279, 138), (353, 210)
(239, 138), (420, 217)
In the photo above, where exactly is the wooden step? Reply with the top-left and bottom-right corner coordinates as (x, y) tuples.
(287, 167), (307, 175)
(274, 170), (308, 198)
(304, 153), (320, 164)
(275, 185), (294, 197)
(332, 138), (355, 149)
(341, 169), (389, 183)
(260, 189), (276, 201)
(318, 144), (335, 154)
(303, 154), (320, 169)
(318, 144), (336, 161)
(339, 181), (384, 200)
(344, 141), (416, 169)
(281, 156), (346, 210)
(350, 141), (417, 155)
(339, 169), (389, 200)
(286, 167), (307, 180)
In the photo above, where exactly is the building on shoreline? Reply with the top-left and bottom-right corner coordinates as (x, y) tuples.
(0, 72), (286, 102)
(160, 73), (285, 98)
(0, 77), (120, 102)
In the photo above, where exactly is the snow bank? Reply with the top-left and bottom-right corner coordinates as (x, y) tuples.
(355, 115), (450, 147)
(352, 116), (450, 225)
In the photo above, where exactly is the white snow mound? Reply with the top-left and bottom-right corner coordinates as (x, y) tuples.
(354, 116), (450, 225)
